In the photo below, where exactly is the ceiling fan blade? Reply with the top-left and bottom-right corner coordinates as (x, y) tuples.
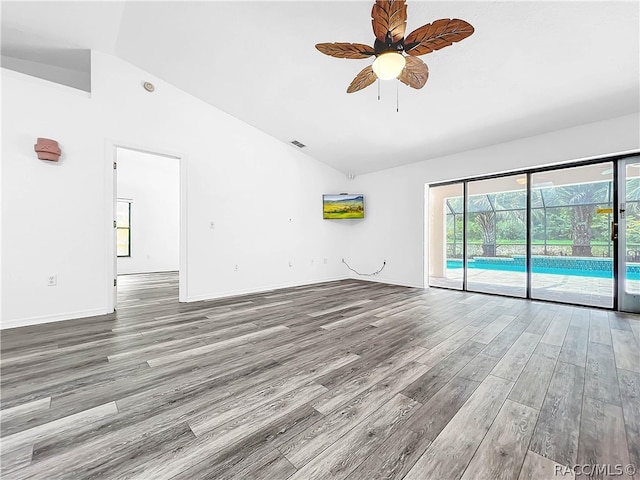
(315, 42), (375, 59)
(404, 18), (474, 56)
(371, 0), (407, 44)
(347, 65), (378, 93)
(398, 56), (428, 89)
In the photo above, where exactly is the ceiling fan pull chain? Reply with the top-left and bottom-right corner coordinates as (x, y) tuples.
(377, 79), (381, 101)
(396, 81), (399, 113)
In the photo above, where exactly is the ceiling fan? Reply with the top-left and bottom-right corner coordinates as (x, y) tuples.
(316, 0), (474, 93)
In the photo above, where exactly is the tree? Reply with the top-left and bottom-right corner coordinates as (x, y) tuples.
(470, 190), (526, 257)
(475, 211), (496, 256)
(553, 182), (610, 257)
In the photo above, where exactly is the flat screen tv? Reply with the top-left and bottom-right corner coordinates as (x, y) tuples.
(323, 194), (365, 219)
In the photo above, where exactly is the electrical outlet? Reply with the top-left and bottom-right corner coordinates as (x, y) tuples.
(234, 264), (239, 272)
(323, 258), (328, 264)
(47, 274), (57, 286)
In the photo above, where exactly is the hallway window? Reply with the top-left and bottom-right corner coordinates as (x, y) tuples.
(117, 200), (131, 257)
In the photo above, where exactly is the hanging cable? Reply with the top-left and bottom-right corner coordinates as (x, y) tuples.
(342, 258), (386, 276)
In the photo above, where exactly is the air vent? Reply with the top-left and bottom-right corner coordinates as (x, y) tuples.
(290, 140), (306, 148)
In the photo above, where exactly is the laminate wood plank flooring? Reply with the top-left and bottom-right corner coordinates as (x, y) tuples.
(508, 349), (556, 410)
(540, 307), (572, 346)
(524, 307), (557, 336)
(288, 393), (419, 480)
(474, 314), (517, 344)
(611, 329), (640, 373)
(577, 397), (631, 479)
(459, 399), (538, 480)
(1, 271), (639, 479)
(558, 324), (589, 367)
(280, 360), (430, 469)
(529, 360), (585, 466)
(491, 332), (542, 382)
(590, 309), (613, 346)
(584, 342), (621, 406)
(618, 369), (640, 473)
(517, 450), (575, 480)
(402, 374), (514, 480)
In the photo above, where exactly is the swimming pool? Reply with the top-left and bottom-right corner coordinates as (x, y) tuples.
(446, 257), (640, 280)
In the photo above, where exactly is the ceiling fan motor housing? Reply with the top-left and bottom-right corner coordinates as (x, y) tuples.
(373, 37), (404, 56)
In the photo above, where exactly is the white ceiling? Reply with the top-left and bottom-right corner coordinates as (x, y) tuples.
(2, 1), (639, 175)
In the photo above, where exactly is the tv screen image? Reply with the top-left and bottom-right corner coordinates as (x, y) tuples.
(323, 194), (364, 219)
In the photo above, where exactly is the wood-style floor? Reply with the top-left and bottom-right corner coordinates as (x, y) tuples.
(1, 272), (639, 479)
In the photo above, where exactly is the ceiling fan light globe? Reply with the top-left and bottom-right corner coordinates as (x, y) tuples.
(372, 52), (406, 80)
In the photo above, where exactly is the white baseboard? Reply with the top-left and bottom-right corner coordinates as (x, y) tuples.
(0, 276), (419, 330)
(0, 308), (108, 330)
(185, 276), (349, 303)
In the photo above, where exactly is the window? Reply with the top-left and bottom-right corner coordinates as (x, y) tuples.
(117, 200), (131, 257)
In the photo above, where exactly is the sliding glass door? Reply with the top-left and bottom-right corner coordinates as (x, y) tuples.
(466, 175), (527, 297)
(428, 154), (638, 311)
(530, 163), (614, 308)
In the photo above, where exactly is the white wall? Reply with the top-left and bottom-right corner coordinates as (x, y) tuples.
(348, 113), (640, 288)
(1, 51), (351, 329)
(3, 50), (637, 329)
(116, 148), (180, 275)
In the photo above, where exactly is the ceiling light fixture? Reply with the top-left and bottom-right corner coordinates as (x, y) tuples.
(372, 52), (406, 80)
(315, 0), (474, 94)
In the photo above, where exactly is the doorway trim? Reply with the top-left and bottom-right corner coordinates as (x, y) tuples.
(105, 140), (188, 313)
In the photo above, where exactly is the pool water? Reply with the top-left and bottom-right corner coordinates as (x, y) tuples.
(446, 258), (640, 280)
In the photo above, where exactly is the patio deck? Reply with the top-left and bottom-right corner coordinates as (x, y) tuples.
(429, 269), (638, 309)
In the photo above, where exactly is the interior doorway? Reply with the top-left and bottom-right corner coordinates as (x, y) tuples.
(113, 146), (183, 309)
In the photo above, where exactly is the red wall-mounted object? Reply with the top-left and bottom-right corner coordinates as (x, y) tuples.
(34, 138), (61, 161)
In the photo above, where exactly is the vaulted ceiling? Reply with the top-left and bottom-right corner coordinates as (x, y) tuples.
(2, 1), (639, 175)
